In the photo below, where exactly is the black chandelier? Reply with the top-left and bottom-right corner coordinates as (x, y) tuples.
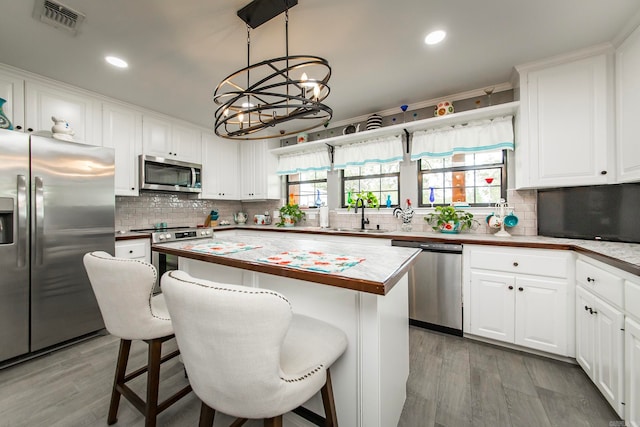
(213, 0), (332, 140)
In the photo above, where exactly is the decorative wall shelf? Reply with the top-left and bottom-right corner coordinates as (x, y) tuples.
(270, 101), (520, 155)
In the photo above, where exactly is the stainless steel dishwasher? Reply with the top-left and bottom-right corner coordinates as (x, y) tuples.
(391, 240), (463, 336)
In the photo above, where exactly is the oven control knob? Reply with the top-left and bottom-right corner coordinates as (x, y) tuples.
(165, 233), (172, 239)
(158, 235), (165, 240)
(206, 230), (211, 235)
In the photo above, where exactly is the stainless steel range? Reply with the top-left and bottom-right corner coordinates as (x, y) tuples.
(131, 226), (213, 292)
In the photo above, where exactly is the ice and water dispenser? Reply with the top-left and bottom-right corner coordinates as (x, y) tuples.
(0, 197), (13, 244)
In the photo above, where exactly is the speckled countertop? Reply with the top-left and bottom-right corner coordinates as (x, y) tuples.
(211, 225), (640, 277)
(153, 235), (421, 295)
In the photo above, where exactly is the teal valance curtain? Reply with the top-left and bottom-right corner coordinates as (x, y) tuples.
(276, 148), (331, 175)
(410, 115), (514, 160)
(333, 134), (403, 170)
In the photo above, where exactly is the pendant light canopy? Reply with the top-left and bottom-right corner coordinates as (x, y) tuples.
(213, 0), (332, 140)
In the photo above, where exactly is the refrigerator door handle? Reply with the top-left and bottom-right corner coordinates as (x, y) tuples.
(17, 174), (28, 268)
(35, 176), (44, 266)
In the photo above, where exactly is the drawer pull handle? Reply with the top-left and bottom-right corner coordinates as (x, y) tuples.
(129, 250), (133, 254)
(508, 285), (514, 290)
(518, 287), (524, 292)
(584, 305), (589, 311)
(513, 262), (519, 267)
(587, 277), (595, 283)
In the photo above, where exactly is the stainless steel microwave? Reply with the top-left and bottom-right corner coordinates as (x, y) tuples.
(139, 155), (202, 193)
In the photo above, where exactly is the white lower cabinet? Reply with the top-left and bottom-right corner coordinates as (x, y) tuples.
(464, 245), (574, 357)
(576, 285), (624, 416)
(575, 254), (630, 419)
(626, 317), (640, 427)
(115, 239), (151, 264)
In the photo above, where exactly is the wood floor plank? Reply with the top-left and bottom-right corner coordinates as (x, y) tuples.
(504, 386), (552, 427)
(398, 389), (437, 427)
(495, 350), (540, 397)
(536, 386), (591, 427)
(469, 366), (512, 427)
(434, 354), (472, 427)
(522, 355), (576, 395)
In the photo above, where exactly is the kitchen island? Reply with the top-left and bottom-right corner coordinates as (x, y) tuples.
(153, 235), (420, 427)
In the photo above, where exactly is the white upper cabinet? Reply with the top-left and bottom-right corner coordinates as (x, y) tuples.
(240, 139), (281, 201)
(0, 68), (25, 131)
(201, 132), (240, 200)
(142, 114), (201, 164)
(102, 102), (143, 196)
(616, 24), (640, 183)
(514, 46), (615, 189)
(25, 80), (102, 145)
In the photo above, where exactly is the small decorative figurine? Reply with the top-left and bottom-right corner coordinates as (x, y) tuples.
(0, 97), (13, 130)
(393, 199), (415, 231)
(51, 116), (75, 141)
(434, 101), (454, 117)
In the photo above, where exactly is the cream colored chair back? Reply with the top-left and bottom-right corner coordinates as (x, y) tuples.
(162, 270), (328, 419)
(83, 251), (172, 340)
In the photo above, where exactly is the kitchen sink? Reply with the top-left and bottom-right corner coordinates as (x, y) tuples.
(327, 227), (389, 233)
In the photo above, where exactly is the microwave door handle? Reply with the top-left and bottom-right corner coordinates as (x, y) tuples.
(191, 168), (196, 188)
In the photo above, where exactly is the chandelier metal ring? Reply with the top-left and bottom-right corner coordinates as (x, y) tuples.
(214, 55), (332, 140)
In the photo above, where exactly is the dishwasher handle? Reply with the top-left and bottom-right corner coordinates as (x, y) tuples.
(392, 240), (462, 254)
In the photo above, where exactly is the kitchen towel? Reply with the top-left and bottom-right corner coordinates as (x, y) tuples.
(184, 241), (262, 255)
(258, 250), (365, 273)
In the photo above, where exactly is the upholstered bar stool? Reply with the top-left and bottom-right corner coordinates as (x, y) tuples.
(162, 270), (348, 427)
(83, 251), (192, 427)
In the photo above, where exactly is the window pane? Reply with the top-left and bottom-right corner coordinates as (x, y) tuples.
(287, 170), (327, 207)
(418, 150), (506, 207)
(341, 162), (400, 207)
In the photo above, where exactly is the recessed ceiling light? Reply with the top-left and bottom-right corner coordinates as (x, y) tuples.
(425, 30), (446, 45)
(105, 56), (128, 68)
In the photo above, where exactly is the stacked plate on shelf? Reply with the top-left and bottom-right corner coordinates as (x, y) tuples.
(366, 114), (383, 131)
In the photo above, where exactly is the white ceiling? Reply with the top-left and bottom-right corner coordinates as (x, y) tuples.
(1, 0), (639, 135)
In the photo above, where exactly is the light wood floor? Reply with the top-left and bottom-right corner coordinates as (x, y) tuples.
(0, 327), (621, 427)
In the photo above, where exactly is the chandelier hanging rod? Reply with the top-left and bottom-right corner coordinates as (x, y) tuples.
(213, 0), (332, 140)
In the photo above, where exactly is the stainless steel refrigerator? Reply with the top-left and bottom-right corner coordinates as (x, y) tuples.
(0, 129), (115, 364)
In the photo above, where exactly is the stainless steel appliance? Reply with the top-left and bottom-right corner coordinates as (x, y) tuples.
(391, 240), (463, 336)
(0, 129), (115, 364)
(139, 155), (202, 193)
(133, 226), (213, 293)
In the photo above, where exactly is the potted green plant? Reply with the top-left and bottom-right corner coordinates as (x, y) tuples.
(424, 205), (477, 233)
(346, 190), (380, 211)
(276, 203), (306, 227)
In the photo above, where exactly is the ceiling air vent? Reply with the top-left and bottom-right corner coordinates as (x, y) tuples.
(33, 0), (85, 35)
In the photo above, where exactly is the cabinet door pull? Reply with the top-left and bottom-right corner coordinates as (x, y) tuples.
(584, 305), (590, 311)
(129, 250), (133, 254)
(513, 262), (519, 267)
(587, 277), (595, 282)
(600, 170), (607, 175)
(518, 287), (524, 291)
(508, 285), (514, 290)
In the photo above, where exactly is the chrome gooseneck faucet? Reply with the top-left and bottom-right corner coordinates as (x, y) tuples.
(354, 198), (370, 230)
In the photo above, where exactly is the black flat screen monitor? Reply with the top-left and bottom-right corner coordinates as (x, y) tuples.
(537, 183), (640, 243)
